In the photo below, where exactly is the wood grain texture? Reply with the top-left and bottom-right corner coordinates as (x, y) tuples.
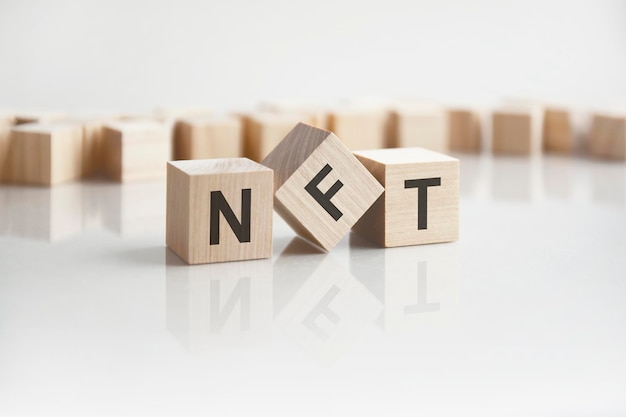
(0, 127), (12, 183)
(543, 108), (572, 153)
(261, 123), (384, 251)
(327, 108), (388, 150)
(492, 107), (543, 155)
(352, 147), (459, 247)
(174, 116), (242, 160)
(387, 105), (448, 152)
(10, 123), (83, 186)
(244, 113), (314, 162)
(102, 121), (171, 182)
(448, 109), (482, 152)
(589, 114), (626, 160)
(166, 158), (273, 264)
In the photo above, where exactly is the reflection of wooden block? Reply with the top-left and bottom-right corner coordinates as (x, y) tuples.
(102, 121), (171, 181)
(327, 109), (388, 150)
(448, 109), (482, 152)
(492, 109), (543, 155)
(0, 127), (12, 183)
(352, 147), (459, 247)
(244, 113), (312, 162)
(10, 123), (83, 186)
(589, 114), (626, 160)
(262, 123), (383, 251)
(166, 158), (273, 264)
(543, 108), (572, 153)
(15, 111), (66, 125)
(174, 116), (242, 160)
(387, 106), (448, 152)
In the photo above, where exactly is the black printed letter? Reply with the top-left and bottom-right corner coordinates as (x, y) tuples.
(304, 164), (344, 221)
(404, 178), (441, 230)
(210, 189), (251, 245)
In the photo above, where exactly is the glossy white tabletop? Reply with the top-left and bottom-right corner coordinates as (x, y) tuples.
(1, 154), (625, 417)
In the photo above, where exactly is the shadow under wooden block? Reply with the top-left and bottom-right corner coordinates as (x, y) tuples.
(10, 123), (83, 186)
(543, 108), (573, 154)
(448, 108), (482, 152)
(589, 114), (626, 161)
(492, 107), (543, 155)
(166, 158), (273, 264)
(0, 126), (12, 183)
(387, 104), (448, 152)
(174, 116), (242, 160)
(349, 234), (459, 333)
(3, 183), (83, 242)
(102, 121), (171, 182)
(327, 108), (388, 150)
(262, 123), (383, 251)
(244, 113), (314, 162)
(352, 147), (459, 247)
(166, 251), (273, 352)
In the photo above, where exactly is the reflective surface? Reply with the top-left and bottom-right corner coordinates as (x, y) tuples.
(1, 155), (625, 416)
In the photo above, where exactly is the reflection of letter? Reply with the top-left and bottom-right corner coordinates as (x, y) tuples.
(404, 178), (441, 230)
(404, 262), (440, 314)
(305, 164), (344, 221)
(302, 285), (341, 341)
(210, 277), (251, 333)
(210, 189), (251, 245)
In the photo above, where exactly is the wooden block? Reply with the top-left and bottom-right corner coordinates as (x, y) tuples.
(352, 147), (459, 247)
(0, 126), (11, 183)
(448, 108), (482, 152)
(387, 104), (448, 152)
(0, 112), (15, 127)
(68, 115), (120, 178)
(10, 123), (83, 186)
(589, 114), (626, 160)
(14, 111), (66, 125)
(153, 107), (212, 123)
(543, 108), (573, 153)
(327, 108), (388, 150)
(492, 107), (543, 155)
(244, 113), (313, 162)
(174, 116), (242, 160)
(102, 121), (171, 182)
(259, 100), (329, 129)
(261, 123), (384, 251)
(166, 158), (273, 264)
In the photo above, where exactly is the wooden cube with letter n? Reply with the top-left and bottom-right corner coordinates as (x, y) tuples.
(166, 158), (273, 264)
(352, 147), (459, 247)
(261, 123), (384, 251)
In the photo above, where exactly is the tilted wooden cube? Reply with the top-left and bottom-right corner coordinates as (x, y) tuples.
(387, 104), (448, 152)
(492, 108), (543, 155)
(10, 123), (83, 186)
(327, 108), (388, 150)
(448, 109), (482, 152)
(543, 108), (572, 153)
(102, 121), (171, 181)
(166, 158), (273, 264)
(174, 116), (242, 160)
(352, 147), (459, 247)
(589, 113), (626, 160)
(261, 123), (384, 251)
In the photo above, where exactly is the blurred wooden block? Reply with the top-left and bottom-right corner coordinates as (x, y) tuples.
(166, 158), (273, 264)
(10, 123), (83, 186)
(543, 108), (572, 153)
(102, 121), (171, 182)
(352, 147), (459, 247)
(327, 108), (388, 150)
(387, 105), (448, 152)
(259, 101), (328, 129)
(0, 112), (15, 127)
(492, 108), (543, 155)
(262, 123), (383, 251)
(589, 114), (626, 160)
(0, 127), (12, 183)
(14, 111), (67, 125)
(68, 115), (120, 178)
(244, 113), (312, 162)
(174, 116), (242, 160)
(153, 107), (212, 123)
(448, 109), (482, 152)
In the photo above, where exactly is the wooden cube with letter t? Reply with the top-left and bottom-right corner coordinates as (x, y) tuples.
(166, 158), (273, 264)
(261, 123), (384, 251)
(352, 147), (459, 247)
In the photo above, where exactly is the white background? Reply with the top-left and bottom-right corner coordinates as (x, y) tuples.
(1, 0), (625, 111)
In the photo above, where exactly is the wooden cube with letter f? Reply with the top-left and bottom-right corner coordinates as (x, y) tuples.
(166, 158), (273, 264)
